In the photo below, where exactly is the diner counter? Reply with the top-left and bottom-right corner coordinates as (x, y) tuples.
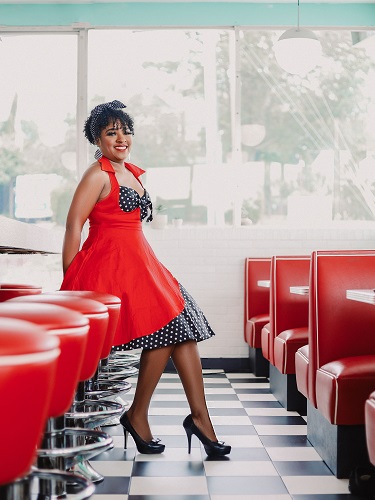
(0, 216), (63, 254)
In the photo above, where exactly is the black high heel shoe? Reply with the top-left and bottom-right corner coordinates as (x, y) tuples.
(120, 412), (165, 454)
(183, 414), (231, 457)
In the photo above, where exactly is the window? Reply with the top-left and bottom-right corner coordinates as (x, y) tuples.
(88, 29), (234, 225)
(1, 28), (375, 228)
(239, 29), (375, 225)
(0, 33), (78, 226)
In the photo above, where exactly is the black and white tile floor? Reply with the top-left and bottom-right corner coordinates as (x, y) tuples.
(91, 371), (358, 499)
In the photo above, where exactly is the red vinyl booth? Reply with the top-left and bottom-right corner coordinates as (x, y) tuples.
(300, 250), (375, 478)
(0, 318), (60, 486)
(244, 257), (271, 377)
(262, 255), (310, 413)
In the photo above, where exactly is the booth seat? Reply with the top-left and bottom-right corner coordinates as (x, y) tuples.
(274, 327), (308, 374)
(262, 255), (310, 413)
(244, 257), (271, 377)
(365, 392), (375, 467)
(295, 344), (309, 401)
(301, 250), (375, 478)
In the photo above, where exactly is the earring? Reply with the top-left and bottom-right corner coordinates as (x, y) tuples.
(94, 149), (102, 160)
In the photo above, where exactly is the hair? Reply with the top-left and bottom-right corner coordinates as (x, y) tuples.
(83, 107), (135, 145)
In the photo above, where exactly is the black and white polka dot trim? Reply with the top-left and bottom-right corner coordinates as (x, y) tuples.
(115, 284), (215, 351)
(119, 186), (153, 222)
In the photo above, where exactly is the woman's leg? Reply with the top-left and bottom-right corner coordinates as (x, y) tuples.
(126, 345), (174, 441)
(171, 340), (217, 442)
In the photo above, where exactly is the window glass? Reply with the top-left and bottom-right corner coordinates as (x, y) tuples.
(88, 29), (233, 225)
(2, 29), (375, 229)
(0, 33), (78, 227)
(239, 29), (375, 225)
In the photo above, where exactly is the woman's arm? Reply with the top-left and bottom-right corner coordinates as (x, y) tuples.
(62, 165), (107, 274)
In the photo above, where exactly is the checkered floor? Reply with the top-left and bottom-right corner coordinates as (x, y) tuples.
(90, 371), (356, 499)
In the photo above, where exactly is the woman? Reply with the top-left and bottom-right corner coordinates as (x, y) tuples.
(61, 100), (231, 457)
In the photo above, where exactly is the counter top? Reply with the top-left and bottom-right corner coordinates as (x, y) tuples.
(0, 216), (63, 254)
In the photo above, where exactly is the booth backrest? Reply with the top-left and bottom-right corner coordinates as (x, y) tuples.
(244, 257), (271, 340)
(269, 255), (310, 365)
(308, 250), (375, 407)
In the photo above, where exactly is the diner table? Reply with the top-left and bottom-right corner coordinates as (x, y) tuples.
(257, 280), (270, 288)
(290, 286), (309, 295)
(346, 289), (375, 305)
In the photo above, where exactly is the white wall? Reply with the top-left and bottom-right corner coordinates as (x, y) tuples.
(142, 223), (375, 359)
(1, 223), (374, 359)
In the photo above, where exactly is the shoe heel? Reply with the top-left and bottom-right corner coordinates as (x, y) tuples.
(123, 427), (129, 450)
(185, 428), (193, 454)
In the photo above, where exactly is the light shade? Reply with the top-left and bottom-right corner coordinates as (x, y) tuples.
(274, 27), (322, 76)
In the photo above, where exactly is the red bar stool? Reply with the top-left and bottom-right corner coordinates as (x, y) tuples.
(0, 316), (95, 500)
(11, 292), (129, 405)
(45, 291), (136, 438)
(9, 294), (123, 483)
(51, 291), (121, 359)
(0, 301), (111, 494)
(0, 283), (42, 302)
(11, 294), (110, 382)
(48, 290), (138, 385)
(0, 318), (59, 485)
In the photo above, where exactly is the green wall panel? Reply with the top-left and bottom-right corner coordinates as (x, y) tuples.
(0, 3), (374, 28)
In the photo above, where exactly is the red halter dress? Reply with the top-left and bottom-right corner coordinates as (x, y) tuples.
(60, 157), (214, 349)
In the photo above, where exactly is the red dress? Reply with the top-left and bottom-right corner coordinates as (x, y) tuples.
(60, 157), (214, 349)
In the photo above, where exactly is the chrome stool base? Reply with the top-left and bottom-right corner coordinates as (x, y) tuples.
(68, 459), (105, 483)
(66, 399), (125, 429)
(38, 428), (113, 468)
(38, 427), (113, 486)
(85, 379), (131, 400)
(98, 365), (138, 382)
(0, 467), (95, 500)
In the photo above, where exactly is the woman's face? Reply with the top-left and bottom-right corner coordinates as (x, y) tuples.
(97, 119), (133, 162)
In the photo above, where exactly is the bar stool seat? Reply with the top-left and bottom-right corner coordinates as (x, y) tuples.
(47, 290), (135, 402)
(50, 290), (138, 377)
(0, 301), (89, 417)
(0, 317), (95, 499)
(0, 317), (59, 485)
(11, 293), (126, 413)
(51, 290), (121, 359)
(10, 294), (109, 382)
(0, 301), (112, 492)
(0, 283), (42, 302)
(8, 294), (122, 482)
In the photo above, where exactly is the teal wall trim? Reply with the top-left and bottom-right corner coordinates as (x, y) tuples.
(1, 3), (375, 29)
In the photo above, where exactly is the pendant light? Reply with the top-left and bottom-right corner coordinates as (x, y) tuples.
(273, 0), (322, 77)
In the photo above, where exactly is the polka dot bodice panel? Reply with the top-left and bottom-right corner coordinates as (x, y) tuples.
(115, 284), (215, 351)
(119, 186), (153, 221)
